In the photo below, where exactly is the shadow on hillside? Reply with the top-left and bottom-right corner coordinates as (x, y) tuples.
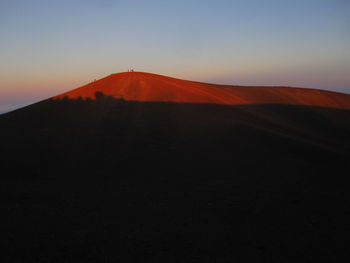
(1, 91), (350, 262)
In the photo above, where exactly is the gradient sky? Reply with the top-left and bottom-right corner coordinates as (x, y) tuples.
(1, 0), (350, 113)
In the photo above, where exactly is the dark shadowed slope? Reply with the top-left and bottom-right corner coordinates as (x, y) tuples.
(1, 73), (350, 262)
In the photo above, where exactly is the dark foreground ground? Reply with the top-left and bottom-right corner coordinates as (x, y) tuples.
(1, 96), (350, 262)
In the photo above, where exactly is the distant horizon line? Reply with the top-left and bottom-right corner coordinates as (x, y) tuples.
(1, 71), (349, 115)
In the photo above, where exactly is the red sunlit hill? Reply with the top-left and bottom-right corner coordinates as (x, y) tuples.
(1, 72), (350, 262)
(54, 71), (350, 109)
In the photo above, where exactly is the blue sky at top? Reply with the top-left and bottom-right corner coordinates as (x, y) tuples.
(0, 0), (349, 112)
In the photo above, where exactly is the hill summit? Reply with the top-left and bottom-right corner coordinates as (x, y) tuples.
(53, 71), (350, 109)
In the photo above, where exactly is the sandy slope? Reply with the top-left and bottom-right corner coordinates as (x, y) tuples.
(54, 72), (350, 109)
(1, 72), (350, 262)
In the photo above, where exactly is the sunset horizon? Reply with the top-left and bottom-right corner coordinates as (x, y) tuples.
(1, 0), (350, 113)
(1, 1), (350, 262)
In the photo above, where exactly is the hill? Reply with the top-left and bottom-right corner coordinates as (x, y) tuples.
(1, 72), (350, 262)
(55, 72), (350, 109)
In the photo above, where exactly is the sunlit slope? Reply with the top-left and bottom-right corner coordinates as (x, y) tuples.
(54, 72), (350, 109)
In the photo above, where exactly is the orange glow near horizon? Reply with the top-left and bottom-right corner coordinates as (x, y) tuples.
(1, 69), (350, 114)
(1, 1), (350, 114)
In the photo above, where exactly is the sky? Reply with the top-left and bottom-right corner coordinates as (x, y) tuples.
(1, 0), (350, 113)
